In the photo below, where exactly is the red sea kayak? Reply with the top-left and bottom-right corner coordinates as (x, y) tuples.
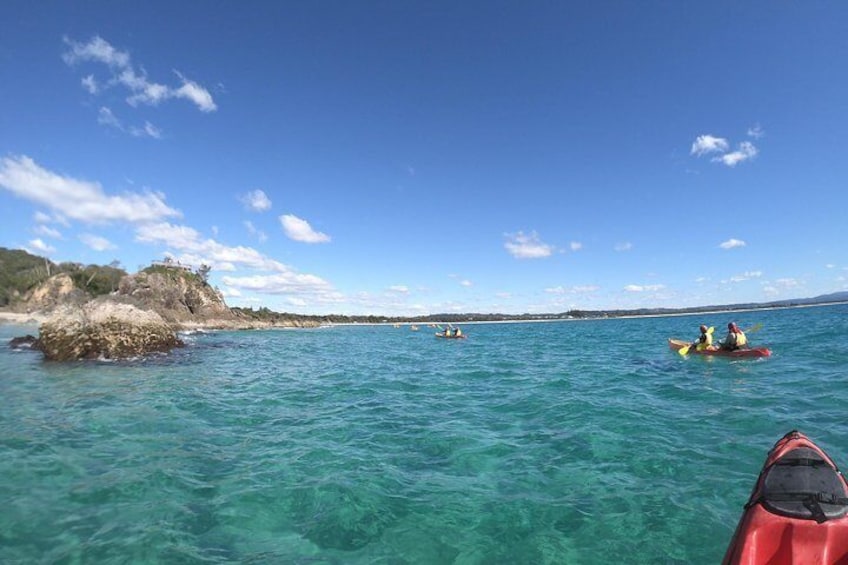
(723, 430), (848, 564)
(668, 338), (771, 358)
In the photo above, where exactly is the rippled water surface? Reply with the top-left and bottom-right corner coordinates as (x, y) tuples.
(2, 305), (847, 563)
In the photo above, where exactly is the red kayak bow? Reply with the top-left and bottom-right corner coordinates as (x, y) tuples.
(723, 430), (848, 564)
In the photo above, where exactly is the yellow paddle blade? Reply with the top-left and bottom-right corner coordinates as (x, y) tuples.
(678, 343), (691, 356)
(707, 326), (714, 334)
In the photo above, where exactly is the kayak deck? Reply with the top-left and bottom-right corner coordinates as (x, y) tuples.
(668, 338), (771, 358)
(723, 430), (848, 564)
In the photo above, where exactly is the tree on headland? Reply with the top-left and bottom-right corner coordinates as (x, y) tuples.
(196, 263), (211, 284)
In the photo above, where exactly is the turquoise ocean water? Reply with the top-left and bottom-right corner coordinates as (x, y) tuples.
(1, 304), (847, 564)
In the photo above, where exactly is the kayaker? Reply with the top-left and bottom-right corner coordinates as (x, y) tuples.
(453, 327), (462, 337)
(694, 324), (714, 351)
(720, 322), (748, 351)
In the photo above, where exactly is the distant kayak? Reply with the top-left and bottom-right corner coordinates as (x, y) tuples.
(435, 332), (466, 339)
(668, 338), (771, 358)
(723, 430), (848, 564)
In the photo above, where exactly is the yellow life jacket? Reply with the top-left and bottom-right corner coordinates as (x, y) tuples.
(736, 331), (747, 347)
(696, 328), (713, 350)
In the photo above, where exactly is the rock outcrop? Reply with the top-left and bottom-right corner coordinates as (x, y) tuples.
(8, 334), (39, 349)
(38, 300), (183, 361)
(117, 270), (236, 326)
(23, 273), (88, 312)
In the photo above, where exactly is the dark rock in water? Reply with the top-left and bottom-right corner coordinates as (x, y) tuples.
(9, 335), (40, 350)
(38, 300), (184, 361)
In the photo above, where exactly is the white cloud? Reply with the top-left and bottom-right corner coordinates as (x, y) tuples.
(135, 222), (288, 272)
(713, 141), (758, 167)
(545, 285), (599, 295)
(79, 233), (116, 251)
(572, 285), (600, 293)
(570, 241), (583, 251)
(34, 224), (62, 239)
(388, 285), (409, 294)
(130, 121), (162, 139)
(747, 124), (765, 139)
(729, 271), (763, 282)
(460, 280), (473, 287)
(504, 231), (554, 259)
(280, 214), (331, 243)
(27, 238), (55, 254)
(244, 220), (268, 242)
(33, 211), (52, 223)
(773, 277), (799, 288)
(63, 36), (217, 113)
(221, 272), (341, 304)
(81, 74), (99, 94)
(220, 287), (242, 298)
(98, 107), (162, 139)
(173, 71), (217, 113)
(614, 242), (633, 252)
(719, 238), (746, 249)
(691, 131), (759, 167)
(62, 35), (130, 68)
(241, 189), (272, 212)
(624, 284), (665, 292)
(691, 135), (729, 156)
(0, 155), (180, 224)
(98, 106), (122, 128)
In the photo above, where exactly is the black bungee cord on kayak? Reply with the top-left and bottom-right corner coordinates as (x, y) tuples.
(744, 443), (848, 524)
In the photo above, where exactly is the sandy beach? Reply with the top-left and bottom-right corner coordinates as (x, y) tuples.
(0, 311), (47, 325)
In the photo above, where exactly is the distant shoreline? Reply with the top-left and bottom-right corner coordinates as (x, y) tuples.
(2, 300), (846, 329)
(325, 300), (848, 327)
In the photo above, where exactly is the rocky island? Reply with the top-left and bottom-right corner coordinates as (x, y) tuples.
(1, 249), (319, 360)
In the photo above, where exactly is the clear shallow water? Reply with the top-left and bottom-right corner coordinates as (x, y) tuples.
(1, 305), (847, 564)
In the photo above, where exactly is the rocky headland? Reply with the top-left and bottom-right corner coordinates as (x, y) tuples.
(2, 253), (319, 360)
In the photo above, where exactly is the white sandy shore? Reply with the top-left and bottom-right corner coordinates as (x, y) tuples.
(0, 311), (47, 325)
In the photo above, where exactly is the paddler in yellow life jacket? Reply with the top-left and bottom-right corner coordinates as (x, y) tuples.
(720, 322), (748, 351)
(694, 324), (715, 351)
(453, 327), (462, 337)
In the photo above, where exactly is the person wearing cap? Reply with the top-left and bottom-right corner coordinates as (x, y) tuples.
(720, 322), (748, 351)
(694, 324), (715, 351)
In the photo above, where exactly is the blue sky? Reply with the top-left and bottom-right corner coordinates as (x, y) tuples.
(1, 2), (846, 315)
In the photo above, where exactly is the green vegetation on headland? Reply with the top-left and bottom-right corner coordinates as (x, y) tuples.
(0, 247), (126, 306)
(2, 247), (847, 323)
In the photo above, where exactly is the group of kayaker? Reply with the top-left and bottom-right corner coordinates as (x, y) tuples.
(692, 322), (748, 352)
(442, 325), (462, 338)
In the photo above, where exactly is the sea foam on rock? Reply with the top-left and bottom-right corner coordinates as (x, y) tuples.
(38, 299), (183, 361)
